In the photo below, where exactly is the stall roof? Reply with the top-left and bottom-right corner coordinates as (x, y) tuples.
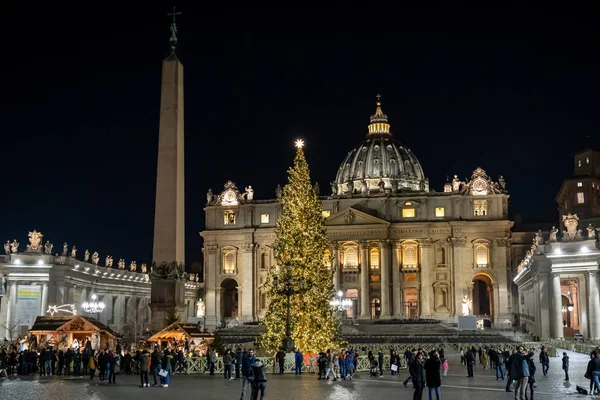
(30, 315), (121, 338)
(146, 322), (212, 342)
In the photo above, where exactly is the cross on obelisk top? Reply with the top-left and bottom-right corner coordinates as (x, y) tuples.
(168, 6), (181, 24)
(376, 94), (382, 102)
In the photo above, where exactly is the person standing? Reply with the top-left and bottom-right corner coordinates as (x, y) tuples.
(235, 348), (243, 379)
(424, 351), (441, 400)
(412, 352), (426, 400)
(151, 346), (162, 387)
(276, 348), (285, 375)
(442, 358), (449, 377)
(590, 350), (600, 394)
(240, 349), (256, 400)
(539, 346), (549, 376)
(139, 348), (150, 387)
(250, 358), (267, 400)
(511, 346), (534, 400)
(325, 349), (337, 381)
(378, 350), (384, 377)
(89, 351), (96, 380)
(224, 349), (234, 380)
(526, 353), (536, 400)
(562, 352), (569, 381)
(294, 349), (303, 376)
(466, 347), (475, 377)
(403, 348), (417, 387)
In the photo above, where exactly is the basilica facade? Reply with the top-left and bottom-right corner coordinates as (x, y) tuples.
(201, 101), (514, 330)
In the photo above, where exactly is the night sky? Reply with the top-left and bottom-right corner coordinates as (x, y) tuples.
(1, 5), (597, 266)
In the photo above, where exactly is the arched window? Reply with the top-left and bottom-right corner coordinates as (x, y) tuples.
(472, 239), (490, 267)
(403, 245), (417, 267)
(436, 247), (446, 265)
(370, 248), (380, 269)
(261, 253), (269, 270)
(371, 298), (381, 318)
(344, 247), (358, 268)
(222, 248), (237, 274)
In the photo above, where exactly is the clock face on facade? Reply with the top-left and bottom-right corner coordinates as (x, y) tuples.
(223, 190), (237, 204)
(471, 178), (487, 195)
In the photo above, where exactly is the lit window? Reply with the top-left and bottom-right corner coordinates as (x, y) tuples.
(260, 213), (270, 224)
(224, 210), (236, 225)
(577, 182), (583, 187)
(577, 192), (585, 204)
(578, 160), (582, 167)
(435, 207), (445, 217)
(344, 248), (358, 267)
(402, 208), (415, 218)
(586, 157), (590, 164)
(474, 200), (487, 216)
(370, 248), (380, 269)
(322, 210), (331, 218)
(403, 246), (417, 266)
(223, 250), (236, 273)
(405, 201), (412, 206)
(475, 245), (488, 266)
(371, 298), (381, 318)
(323, 249), (332, 267)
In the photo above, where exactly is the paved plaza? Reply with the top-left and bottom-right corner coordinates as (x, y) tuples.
(0, 349), (594, 399)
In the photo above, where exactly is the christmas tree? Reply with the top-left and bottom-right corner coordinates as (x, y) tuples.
(259, 140), (339, 354)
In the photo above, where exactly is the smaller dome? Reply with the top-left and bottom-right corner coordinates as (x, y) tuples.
(332, 98), (428, 196)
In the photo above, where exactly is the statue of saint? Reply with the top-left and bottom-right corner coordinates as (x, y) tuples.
(27, 230), (43, 252)
(4, 241), (10, 255)
(189, 273), (195, 281)
(245, 186), (254, 201)
(452, 175), (461, 192)
(378, 179), (385, 192)
(118, 258), (125, 270)
(276, 184), (283, 199)
(534, 230), (543, 246)
(314, 182), (320, 195)
(587, 224), (596, 240)
(391, 180), (399, 193)
(84, 250), (90, 262)
(129, 261), (137, 272)
(44, 241), (53, 255)
(62, 242), (68, 256)
(347, 180), (354, 194)
(329, 182), (337, 196)
(360, 179), (368, 195)
(206, 189), (213, 204)
(10, 240), (19, 254)
(549, 226), (558, 242)
(91, 252), (99, 265)
(461, 295), (472, 316)
(498, 175), (506, 191)
(105, 256), (113, 268)
(196, 298), (206, 318)
(70, 246), (77, 259)
(141, 263), (147, 274)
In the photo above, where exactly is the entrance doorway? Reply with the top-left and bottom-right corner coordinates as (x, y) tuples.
(345, 289), (358, 319)
(472, 273), (493, 316)
(220, 279), (238, 318)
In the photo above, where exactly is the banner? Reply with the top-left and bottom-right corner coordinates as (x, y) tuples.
(16, 285), (41, 326)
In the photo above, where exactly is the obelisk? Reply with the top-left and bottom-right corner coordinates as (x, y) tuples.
(150, 8), (187, 331)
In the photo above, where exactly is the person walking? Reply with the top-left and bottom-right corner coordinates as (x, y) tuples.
(139, 348), (150, 387)
(250, 358), (267, 400)
(345, 350), (355, 380)
(561, 352), (569, 381)
(240, 349), (256, 400)
(276, 348), (285, 375)
(424, 351), (441, 400)
(403, 348), (417, 387)
(539, 346), (549, 376)
(590, 350), (600, 394)
(325, 349), (337, 381)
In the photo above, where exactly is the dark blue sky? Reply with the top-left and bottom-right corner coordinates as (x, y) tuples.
(0, 5), (597, 265)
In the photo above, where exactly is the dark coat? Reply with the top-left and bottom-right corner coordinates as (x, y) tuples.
(412, 359), (426, 384)
(424, 357), (442, 388)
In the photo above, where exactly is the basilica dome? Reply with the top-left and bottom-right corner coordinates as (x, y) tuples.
(332, 100), (428, 196)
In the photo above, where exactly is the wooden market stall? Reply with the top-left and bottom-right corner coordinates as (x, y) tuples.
(29, 315), (121, 351)
(146, 322), (213, 354)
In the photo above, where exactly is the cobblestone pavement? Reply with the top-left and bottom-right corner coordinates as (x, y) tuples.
(0, 349), (594, 399)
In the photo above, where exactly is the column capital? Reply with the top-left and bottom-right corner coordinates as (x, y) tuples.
(42, 282), (48, 287)
(448, 237), (467, 248)
(240, 243), (257, 253)
(379, 239), (392, 249)
(393, 240), (402, 249)
(588, 271), (598, 278)
(419, 238), (434, 247)
(330, 241), (340, 250)
(359, 240), (368, 250)
(206, 245), (218, 254)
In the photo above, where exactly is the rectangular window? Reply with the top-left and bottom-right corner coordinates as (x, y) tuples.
(577, 182), (583, 187)
(474, 200), (487, 216)
(224, 210), (236, 225)
(322, 210), (331, 218)
(260, 213), (270, 224)
(402, 208), (415, 218)
(435, 207), (445, 217)
(577, 192), (585, 204)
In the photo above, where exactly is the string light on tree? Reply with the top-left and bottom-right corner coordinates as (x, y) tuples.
(259, 139), (339, 353)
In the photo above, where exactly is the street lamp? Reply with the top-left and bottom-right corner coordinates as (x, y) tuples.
(82, 294), (105, 317)
(273, 265), (310, 353)
(330, 290), (353, 314)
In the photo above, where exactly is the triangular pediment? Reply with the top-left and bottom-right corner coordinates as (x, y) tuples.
(325, 207), (390, 227)
(56, 316), (100, 333)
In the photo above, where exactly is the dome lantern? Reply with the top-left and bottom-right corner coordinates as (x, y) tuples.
(368, 94), (391, 136)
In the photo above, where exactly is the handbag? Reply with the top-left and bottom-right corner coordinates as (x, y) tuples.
(391, 364), (398, 372)
(158, 369), (168, 377)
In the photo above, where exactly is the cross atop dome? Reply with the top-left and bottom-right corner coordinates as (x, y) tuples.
(368, 94), (391, 136)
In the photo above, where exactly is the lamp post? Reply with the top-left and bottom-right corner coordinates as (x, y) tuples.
(273, 265), (310, 353)
(330, 290), (353, 317)
(82, 294), (105, 320)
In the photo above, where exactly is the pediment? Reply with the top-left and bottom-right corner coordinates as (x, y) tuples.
(57, 316), (99, 333)
(325, 207), (390, 227)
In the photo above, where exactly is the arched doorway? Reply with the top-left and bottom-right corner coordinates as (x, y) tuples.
(220, 279), (238, 319)
(472, 273), (493, 316)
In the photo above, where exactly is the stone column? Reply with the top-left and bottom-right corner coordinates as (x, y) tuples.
(419, 239), (434, 317)
(332, 243), (341, 292)
(450, 237), (467, 318)
(380, 240), (391, 318)
(359, 241), (370, 319)
(240, 244), (256, 322)
(537, 273), (551, 339)
(551, 273), (564, 339)
(4, 282), (17, 340)
(204, 245), (219, 330)
(588, 272), (600, 339)
(40, 283), (48, 316)
(392, 241), (401, 318)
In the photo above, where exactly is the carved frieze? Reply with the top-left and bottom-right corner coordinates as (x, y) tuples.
(420, 238), (434, 247)
(449, 237), (467, 247)
(494, 237), (510, 247)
